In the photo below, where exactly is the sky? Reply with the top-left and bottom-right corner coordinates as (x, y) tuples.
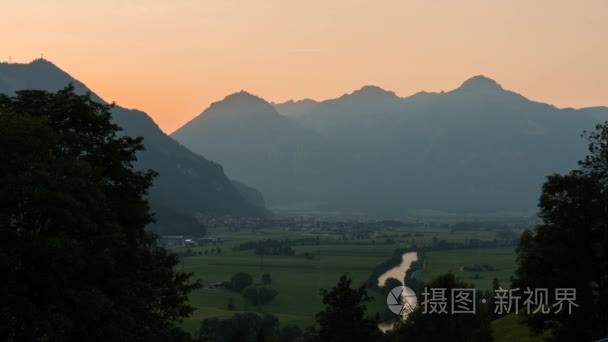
(1, 0), (607, 133)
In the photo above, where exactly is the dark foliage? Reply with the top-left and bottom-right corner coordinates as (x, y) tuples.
(0, 60), (269, 237)
(316, 274), (381, 342)
(381, 277), (403, 296)
(261, 273), (272, 285)
(513, 123), (608, 341)
(199, 313), (278, 342)
(0, 87), (200, 341)
(388, 273), (493, 342)
(242, 286), (278, 306)
(229, 272), (254, 292)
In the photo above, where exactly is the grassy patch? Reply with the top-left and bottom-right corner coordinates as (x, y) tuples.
(170, 225), (519, 334)
(414, 247), (517, 291)
(176, 242), (396, 334)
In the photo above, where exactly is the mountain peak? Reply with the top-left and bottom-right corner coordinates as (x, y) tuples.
(0, 58), (64, 74)
(458, 75), (503, 91)
(30, 58), (55, 66)
(0, 58), (103, 102)
(350, 85), (397, 98)
(202, 90), (277, 119)
(221, 90), (271, 107)
(24, 58), (64, 73)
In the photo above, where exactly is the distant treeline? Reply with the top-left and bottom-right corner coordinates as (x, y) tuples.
(174, 247), (222, 258)
(234, 237), (320, 256)
(430, 237), (516, 250)
(449, 221), (506, 232)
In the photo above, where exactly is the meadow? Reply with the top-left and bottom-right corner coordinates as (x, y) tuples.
(171, 224), (523, 334)
(414, 247), (518, 291)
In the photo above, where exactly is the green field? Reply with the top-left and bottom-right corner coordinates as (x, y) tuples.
(174, 233), (396, 333)
(414, 247), (518, 291)
(172, 225), (521, 335)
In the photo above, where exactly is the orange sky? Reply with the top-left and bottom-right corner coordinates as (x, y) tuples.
(2, 0), (607, 133)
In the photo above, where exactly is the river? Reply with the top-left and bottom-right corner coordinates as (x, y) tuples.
(377, 251), (418, 332)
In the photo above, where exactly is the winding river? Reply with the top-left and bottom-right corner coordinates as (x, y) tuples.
(377, 251), (418, 332)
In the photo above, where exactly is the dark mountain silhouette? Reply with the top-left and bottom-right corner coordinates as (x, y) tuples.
(176, 76), (608, 218)
(0, 59), (269, 234)
(171, 91), (346, 209)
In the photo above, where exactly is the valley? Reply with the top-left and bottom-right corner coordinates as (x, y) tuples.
(168, 221), (523, 336)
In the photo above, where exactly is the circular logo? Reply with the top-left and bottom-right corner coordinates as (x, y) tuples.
(387, 286), (417, 315)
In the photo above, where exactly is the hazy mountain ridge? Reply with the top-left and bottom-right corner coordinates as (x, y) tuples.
(272, 98), (319, 117)
(0, 60), (270, 234)
(177, 75), (608, 218)
(172, 91), (347, 208)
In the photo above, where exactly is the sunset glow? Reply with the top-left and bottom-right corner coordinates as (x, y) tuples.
(2, 0), (607, 132)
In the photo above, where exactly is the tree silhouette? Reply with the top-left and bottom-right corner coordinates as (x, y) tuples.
(513, 122), (608, 340)
(0, 87), (200, 341)
(389, 273), (493, 342)
(315, 274), (381, 342)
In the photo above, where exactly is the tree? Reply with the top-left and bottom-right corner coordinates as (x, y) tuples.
(242, 286), (278, 306)
(199, 312), (279, 342)
(0, 87), (200, 341)
(230, 272), (253, 292)
(390, 273), (493, 342)
(513, 123), (608, 341)
(261, 273), (272, 285)
(277, 324), (302, 342)
(243, 286), (260, 306)
(487, 277), (503, 320)
(315, 274), (381, 342)
(491, 277), (500, 291)
(382, 277), (403, 295)
(257, 287), (278, 305)
(227, 297), (236, 311)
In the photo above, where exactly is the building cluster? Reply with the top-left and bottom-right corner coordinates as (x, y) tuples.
(197, 215), (419, 233)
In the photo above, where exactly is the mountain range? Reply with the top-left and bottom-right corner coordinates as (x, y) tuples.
(173, 75), (608, 218)
(172, 91), (346, 209)
(4, 59), (607, 219)
(0, 59), (269, 235)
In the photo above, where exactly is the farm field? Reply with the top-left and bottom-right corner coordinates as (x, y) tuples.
(175, 243), (395, 333)
(414, 247), (518, 291)
(171, 224), (521, 334)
